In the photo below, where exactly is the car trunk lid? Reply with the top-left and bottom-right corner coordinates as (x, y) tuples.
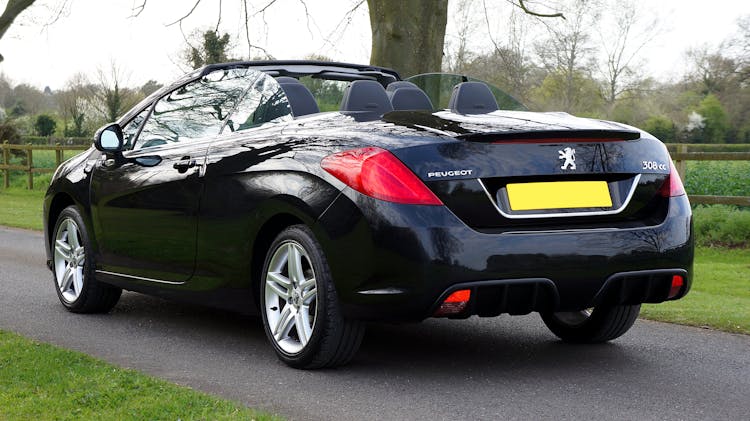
(382, 110), (673, 230)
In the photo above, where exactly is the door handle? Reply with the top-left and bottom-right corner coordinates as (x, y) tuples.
(173, 156), (196, 173)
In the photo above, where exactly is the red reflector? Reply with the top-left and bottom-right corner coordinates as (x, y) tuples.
(444, 289), (471, 303)
(668, 275), (684, 299)
(433, 289), (471, 317)
(321, 147), (443, 205)
(660, 163), (686, 197)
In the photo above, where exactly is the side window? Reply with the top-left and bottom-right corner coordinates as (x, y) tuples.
(134, 68), (255, 149)
(223, 74), (292, 133)
(121, 108), (150, 150)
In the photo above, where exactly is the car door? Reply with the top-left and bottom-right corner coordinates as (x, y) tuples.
(90, 68), (255, 283)
(192, 71), (295, 285)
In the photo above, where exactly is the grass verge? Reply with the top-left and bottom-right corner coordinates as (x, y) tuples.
(0, 330), (279, 420)
(0, 188), (45, 230)
(641, 247), (750, 334)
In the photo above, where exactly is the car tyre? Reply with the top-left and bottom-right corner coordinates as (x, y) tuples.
(260, 225), (365, 369)
(540, 304), (640, 343)
(52, 206), (121, 313)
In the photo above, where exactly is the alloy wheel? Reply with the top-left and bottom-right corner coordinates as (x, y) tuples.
(53, 217), (86, 303)
(264, 241), (318, 354)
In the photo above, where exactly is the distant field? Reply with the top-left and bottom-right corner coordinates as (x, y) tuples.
(683, 161), (750, 197)
(4, 148), (82, 168)
(2, 149), (83, 190)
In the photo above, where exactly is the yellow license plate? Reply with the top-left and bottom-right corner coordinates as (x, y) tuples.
(506, 181), (612, 211)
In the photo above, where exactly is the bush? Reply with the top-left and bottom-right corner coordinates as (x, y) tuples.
(693, 205), (750, 248)
(643, 116), (676, 143)
(0, 122), (21, 144)
(34, 114), (56, 137)
(0, 122), (24, 160)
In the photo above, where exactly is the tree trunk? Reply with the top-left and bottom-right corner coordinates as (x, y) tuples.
(367, 0), (448, 77)
(0, 0), (35, 62)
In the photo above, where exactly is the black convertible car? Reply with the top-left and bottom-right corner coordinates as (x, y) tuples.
(44, 61), (693, 368)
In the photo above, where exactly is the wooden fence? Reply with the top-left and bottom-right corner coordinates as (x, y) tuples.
(671, 144), (750, 207)
(1, 141), (89, 189)
(1, 141), (749, 206)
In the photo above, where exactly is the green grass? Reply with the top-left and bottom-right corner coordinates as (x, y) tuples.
(0, 330), (279, 420)
(641, 247), (750, 334)
(683, 161), (750, 197)
(0, 188), (45, 230)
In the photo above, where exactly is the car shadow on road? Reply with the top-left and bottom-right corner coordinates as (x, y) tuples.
(100, 292), (652, 380)
(350, 318), (647, 377)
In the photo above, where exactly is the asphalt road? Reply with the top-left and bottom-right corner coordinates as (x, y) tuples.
(1, 226), (748, 420)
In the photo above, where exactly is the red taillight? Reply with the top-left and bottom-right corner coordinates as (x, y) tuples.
(321, 147), (443, 205)
(660, 163), (686, 197)
(668, 275), (684, 299)
(433, 289), (472, 317)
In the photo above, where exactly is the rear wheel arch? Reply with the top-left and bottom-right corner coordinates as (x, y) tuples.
(251, 213), (306, 309)
(248, 192), (339, 304)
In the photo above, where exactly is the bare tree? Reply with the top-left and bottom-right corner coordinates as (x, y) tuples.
(727, 15), (750, 83)
(444, 0), (477, 73)
(57, 73), (91, 136)
(686, 47), (741, 96)
(535, 0), (600, 112)
(596, 0), (659, 110)
(89, 62), (142, 122)
(473, 1), (538, 102)
(0, 0), (36, 61)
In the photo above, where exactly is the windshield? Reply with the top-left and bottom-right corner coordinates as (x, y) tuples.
(406, 73), (527, 111)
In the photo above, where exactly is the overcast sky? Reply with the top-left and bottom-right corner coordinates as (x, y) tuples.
(0, 0), (748, 90)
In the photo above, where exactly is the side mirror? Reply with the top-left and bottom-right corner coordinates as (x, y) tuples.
(94, 123), (124, 153)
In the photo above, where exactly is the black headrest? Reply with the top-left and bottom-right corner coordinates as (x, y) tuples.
(390, 87), (434, 111)
(448, 82), (499, 114)
(278, 83), (319, 117)
(276, 76), (301, 84)
(386, 80), (420, 93)
(340, 80), (394, 114)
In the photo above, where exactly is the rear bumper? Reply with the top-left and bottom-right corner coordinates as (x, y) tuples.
(429, 268), (689, 319)
(314, 191), (693, 322)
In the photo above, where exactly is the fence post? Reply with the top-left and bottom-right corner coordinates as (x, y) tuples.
(55, 143), (62, 168)
(2, 141), (8, 189)
(675, 144), (688, 180)
(27, 144), (33, 190)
